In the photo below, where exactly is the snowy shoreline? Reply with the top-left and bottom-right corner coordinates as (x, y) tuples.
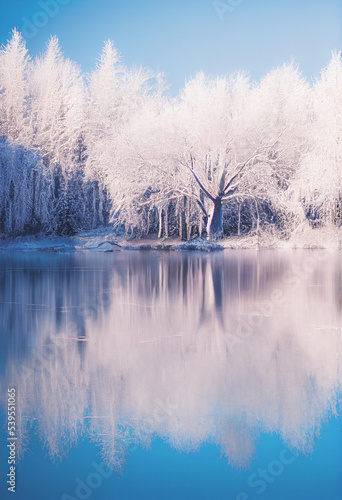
(0, 226), (341, 253)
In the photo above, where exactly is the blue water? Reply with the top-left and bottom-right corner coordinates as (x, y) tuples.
(0, 418), (341, 500)
(0, 251), (341, 500)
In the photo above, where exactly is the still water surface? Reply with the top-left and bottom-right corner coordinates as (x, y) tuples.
(0, 250), (341, 500)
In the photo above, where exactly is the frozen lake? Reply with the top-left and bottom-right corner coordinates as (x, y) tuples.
(0, 250), (341, 500)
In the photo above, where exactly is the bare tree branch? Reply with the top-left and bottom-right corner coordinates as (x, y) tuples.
(222, 153), (260, 195)
(187, 154), (216, 203)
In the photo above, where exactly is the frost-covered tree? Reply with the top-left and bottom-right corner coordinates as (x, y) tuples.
(120, 67), (310, 238)
(296, 53), (342, 227)
(85, 41), (153, 230)
(0, 137), (49, 235)
(28, 36), (87, 234)
(29, 36), (84, 172)
(0, 29), (30, 142)
(0, 31), (338, 239)
(0, 32), (51, 236)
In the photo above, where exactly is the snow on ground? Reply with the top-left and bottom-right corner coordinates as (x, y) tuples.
(0, 225), (341, 253)
(222, 225), (342, 250)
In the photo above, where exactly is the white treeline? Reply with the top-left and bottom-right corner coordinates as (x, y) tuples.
(0, 29), (341, 238)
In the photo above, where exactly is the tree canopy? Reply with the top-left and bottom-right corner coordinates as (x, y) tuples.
(0, 30), (341, 238)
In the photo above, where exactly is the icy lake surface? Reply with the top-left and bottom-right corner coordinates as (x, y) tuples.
(0, 250), (341, 500)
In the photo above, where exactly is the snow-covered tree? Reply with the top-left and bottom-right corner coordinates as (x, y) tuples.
(28, 36), (88, 234)
(296, 53), (342, 227)
(0, 31), (338, 239)
(0, 137), (49, 235)
(29, 36), (84, 172)
(119, 67), (310, 238)
(0, 32), (51, 236)
(85, 40), (154, 230)
(0, 29), (30, 142)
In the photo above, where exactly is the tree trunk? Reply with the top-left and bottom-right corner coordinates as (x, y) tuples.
(164, 206), (169, 237)
(31, 169), (37, 225)
(180, 196), (188, 240)
(186, 210), (191, 240)
(147, 210), (150, 235)
(208, 197), (223, 238)
(158, 209), (163, 239)
(255, 199), (260, 232)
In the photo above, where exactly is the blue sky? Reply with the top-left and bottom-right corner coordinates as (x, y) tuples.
(0, 0), (341, 93)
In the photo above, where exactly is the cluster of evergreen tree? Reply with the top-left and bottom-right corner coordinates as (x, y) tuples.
(0, 31), (110, 237)
(0, 30), (341, 239)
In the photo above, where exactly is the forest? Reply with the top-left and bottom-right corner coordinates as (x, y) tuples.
(0, 29), (341, 240)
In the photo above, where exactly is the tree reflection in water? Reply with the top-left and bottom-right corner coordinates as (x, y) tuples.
(0, 250), (341, 471)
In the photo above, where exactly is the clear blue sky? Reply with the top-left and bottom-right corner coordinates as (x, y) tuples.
(0, 0), (341, 93)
